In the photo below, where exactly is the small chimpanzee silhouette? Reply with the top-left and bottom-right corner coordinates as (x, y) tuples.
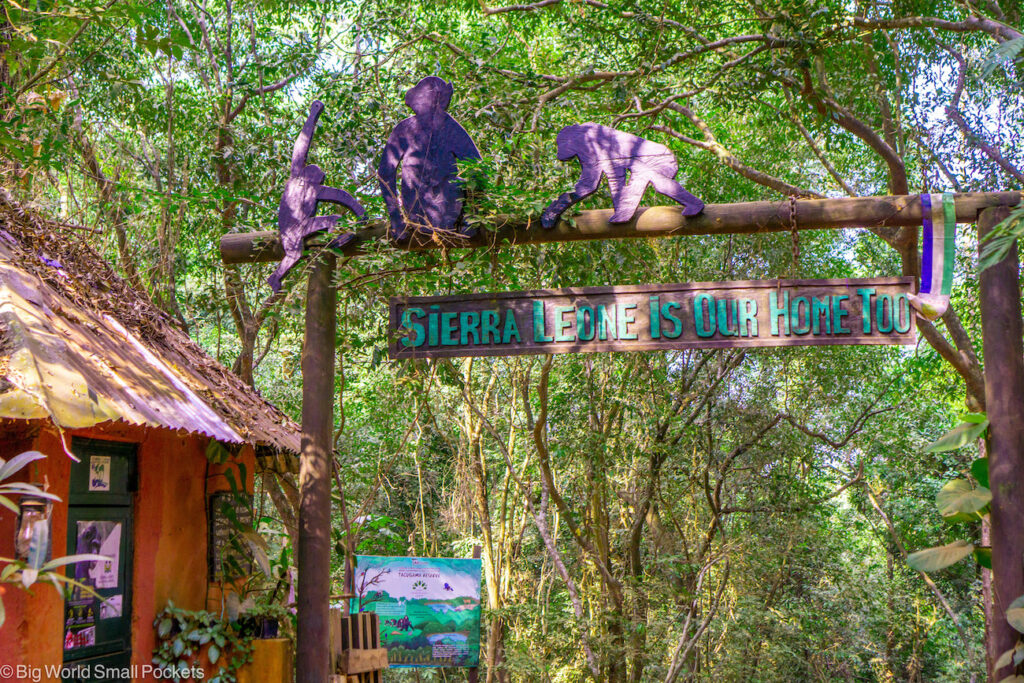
(268, 100), (366, 293)
(541, 122), (704, 229)
(378, 76), (480, 241)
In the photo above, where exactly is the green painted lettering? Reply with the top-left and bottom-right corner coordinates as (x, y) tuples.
(441, 312), (458, 345)
(597, 304), (616, 340)
(694, 293), (716, 338)
(791, 296), (811, 335)
(460, 311), (481, 345)
(661, 302), (683, 339)
(533, 300), (553, 342)
(577, 306), (595, 341)
(738, 299), (758, 337)
(832, 295), (850, 334)
(717, 298), (738, 336)
(428, 305), (440, 346)
(618, 303), (638, 340)
(856, 288), (875, 333)
(502, 310), (521, 344)
(554, 306), (575, 342)
(876, 294), (894, 333)
(811, 297), (831, 335)
(481, 310), (501, 344)
(894, 294), (912, 333)
(769, 291), (789, 336)
(400, 308), (425, 347)
(649, 296), (661, 339)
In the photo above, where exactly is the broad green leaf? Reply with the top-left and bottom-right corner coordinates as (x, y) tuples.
(173, 637), (184, 657)
(975, 547), (992, 569)
(996, 647), (1014, 670)
(960, 413), (989, 424)
(925, 421), (988, 452)
(1007, 595), (1024, 633)
(998, 677), (1024, 683)
(907, 540), (974, 572)
(208, 644), (220, 664)
(158, 618), (172, 638)
(0, 450), (47, 481)
(0, 592), (5, 628)
(972, 458), (990, 488)
(40, 554), (110, 571)
(936, 479), (991, 517)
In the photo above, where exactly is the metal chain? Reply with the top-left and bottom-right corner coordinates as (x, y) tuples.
(789, 195), (800, 276)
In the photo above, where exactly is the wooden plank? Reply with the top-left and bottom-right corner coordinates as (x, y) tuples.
(340, 613), (351, 652)
(339, 648), (390, 674)
(219, 192), (1021, 264)
(329, 608), (343, 672)
(388, 277), (916, 359)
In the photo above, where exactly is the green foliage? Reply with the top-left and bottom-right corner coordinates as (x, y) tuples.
(980, 205), (1024, 272)
(152, 602), (254, 683)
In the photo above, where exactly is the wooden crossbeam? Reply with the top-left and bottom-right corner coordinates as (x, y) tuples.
(220, 192), (1020, 265)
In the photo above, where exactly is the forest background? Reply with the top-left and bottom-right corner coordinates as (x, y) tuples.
(2, 1), (1023, 681)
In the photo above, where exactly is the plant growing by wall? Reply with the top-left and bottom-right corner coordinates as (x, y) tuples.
(0, 451), (106, 627)
(153, 602), (254, 683)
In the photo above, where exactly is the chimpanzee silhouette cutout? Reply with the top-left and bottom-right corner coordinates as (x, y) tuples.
(269, 100), (366, 293)
(541, 123), (704, 229)
(378, 76), (481, 241)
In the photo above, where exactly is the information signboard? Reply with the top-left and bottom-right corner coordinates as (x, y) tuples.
(352, 555), (482, 668)
(389, 277), (916, 359)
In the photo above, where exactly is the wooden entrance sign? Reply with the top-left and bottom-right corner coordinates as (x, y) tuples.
(389, 277), (915, 359)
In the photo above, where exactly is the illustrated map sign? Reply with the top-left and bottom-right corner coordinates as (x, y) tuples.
(352, 555), (482, 668)
(389, 277), (916, 359)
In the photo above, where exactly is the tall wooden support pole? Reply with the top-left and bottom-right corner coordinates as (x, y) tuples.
(297, 251), (337, 682)
(978, 206), (1024, 679)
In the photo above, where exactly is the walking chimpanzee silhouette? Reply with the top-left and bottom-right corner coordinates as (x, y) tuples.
(378, 76), (480, 241)
(541, 123), (704, 229)
(268, 100), (365, 293)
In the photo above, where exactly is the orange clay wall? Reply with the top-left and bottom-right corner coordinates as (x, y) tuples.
(0, 420), (255, 681)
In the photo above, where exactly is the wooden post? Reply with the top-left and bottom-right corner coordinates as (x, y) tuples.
(297, 250), (337, 682)
(978, 206), (1024, 680)
(468, 544), (482, 683)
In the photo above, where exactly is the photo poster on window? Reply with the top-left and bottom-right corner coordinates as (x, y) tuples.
(352, 556), (482, 668)
(88, 455), (111, 491)
(65, 520), (120, 650)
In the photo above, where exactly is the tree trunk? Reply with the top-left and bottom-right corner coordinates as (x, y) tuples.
(978, 206), (1024, 680)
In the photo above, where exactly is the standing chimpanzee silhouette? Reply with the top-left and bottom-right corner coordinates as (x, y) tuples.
(378, 76), (480, 241)
(268, 100), (366, 293)
(541, 122), (704, 229)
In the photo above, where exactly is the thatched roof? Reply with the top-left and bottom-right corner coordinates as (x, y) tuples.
(0, 197), (301, 453)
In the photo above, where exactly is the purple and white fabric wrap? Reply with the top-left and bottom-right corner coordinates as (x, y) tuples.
(909, 192), (955, 321)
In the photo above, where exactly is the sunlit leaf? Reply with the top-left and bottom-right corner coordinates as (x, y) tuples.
(1007, 595), (1024, 633)
(936, 479), (991, 517)
(925, 421), (988, 452)
(907, 540), (974, 572)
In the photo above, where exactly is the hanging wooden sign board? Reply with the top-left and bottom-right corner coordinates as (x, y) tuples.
(389, 277), (916, 359)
